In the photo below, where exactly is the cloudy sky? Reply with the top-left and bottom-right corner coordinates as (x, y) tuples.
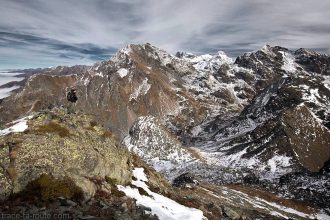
(0, 0), (329, 69)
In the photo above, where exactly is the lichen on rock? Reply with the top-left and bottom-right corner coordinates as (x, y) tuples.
(0, 108), (132, 201)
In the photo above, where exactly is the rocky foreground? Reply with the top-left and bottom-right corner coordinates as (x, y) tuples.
(0, 44), (330, 219)
(0, 109), (326, 219)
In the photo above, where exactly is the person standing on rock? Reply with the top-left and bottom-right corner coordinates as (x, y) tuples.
(67, 88), (78, 114)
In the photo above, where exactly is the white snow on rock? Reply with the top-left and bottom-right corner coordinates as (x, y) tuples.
(190, 54), (213, 71)
(123, 116), (198, 180)
(302, 88), (321, 104)
(95, 72), (104, 77)
(0, 116), (33, 136)
(205, 147), (293, 180)
(188, 51), (233, 72)
(322, 76), (330, 91)
(261, 45), (275, 56)
(82, 77), (90, 86)
(129, 78), (151, 101)
(132, 167), (148, 182)
(118, 168), (205, 220)
(266, 155), (292, 173)
(117, 68), (129, 78)
(110, 44), (134, 67)
(279, 51), (297, 73)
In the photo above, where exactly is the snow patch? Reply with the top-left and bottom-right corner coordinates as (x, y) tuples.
(255, 197), (328, 219)
(0, 116), (33, 136)
(261, 45), (276, 57)
(267, 155), (292, 173)
(83, 77), (90, 86)
(118, 168), (205, 220)
(133, 168), (148, 182)
(117, 68), (129, 78)
(279, 51), (296, 73)
(188, 51), (233, 72)
(129, 78), (151, 101)
(95, 72), (104, 77)
(323, 76), (330, 91)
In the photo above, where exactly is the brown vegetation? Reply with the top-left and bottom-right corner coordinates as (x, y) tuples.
(35, 121), (71, 137)
(11, 174), (84, 203)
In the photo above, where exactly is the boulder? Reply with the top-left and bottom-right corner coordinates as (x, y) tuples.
(0, 109), (132, 201)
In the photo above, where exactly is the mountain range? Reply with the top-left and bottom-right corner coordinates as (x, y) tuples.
(0, 43), (329, 219)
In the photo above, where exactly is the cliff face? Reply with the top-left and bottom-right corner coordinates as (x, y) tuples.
(281, 104), (330, 172)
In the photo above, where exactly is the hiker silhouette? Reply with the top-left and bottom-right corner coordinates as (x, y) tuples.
(67, 88), (78, 103)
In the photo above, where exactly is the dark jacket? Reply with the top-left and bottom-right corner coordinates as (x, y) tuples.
(67, 90), (78, 103)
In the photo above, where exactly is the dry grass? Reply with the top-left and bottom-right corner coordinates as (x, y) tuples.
(6, 167), (17, 181)
(110, 185), (126, 198)
(105, 176), (118, 186)
(100, 130), (113, 139)
(11, 174), (84, 203)
(90, 120), (98, 127)
(35, 122), (71, 137)
(186, 147), (207, 163)
(137, 186), (153, 198)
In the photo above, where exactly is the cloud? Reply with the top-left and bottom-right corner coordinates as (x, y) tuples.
(0, 0), (329, 68)
(0, 31), (117, 69)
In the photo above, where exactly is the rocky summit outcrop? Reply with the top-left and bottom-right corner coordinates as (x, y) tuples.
(0, 108), (132, 201)
(0, 109), (199, 219)
(1, 109), (317, 219)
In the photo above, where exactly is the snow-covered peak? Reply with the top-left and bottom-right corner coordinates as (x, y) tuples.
(110, 44), (133, 64)
(260, 44), (272, 52)
(215, 51), (234, 64)
(184, 51), (233, 72)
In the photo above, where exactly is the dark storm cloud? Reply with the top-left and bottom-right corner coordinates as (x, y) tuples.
(0, 0), (329, 69)
(0, 31), (117, 69)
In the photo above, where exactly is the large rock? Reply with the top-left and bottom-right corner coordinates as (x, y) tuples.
(0, 109), (132, 200)
(282, 104), (330, 172)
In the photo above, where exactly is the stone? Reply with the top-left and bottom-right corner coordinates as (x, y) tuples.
(0, 110), (132, 201)
(223, 206), (241, 220)
(172, 172), (196, 187)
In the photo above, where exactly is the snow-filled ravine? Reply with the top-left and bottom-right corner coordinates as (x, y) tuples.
(117, 168), (206, 220)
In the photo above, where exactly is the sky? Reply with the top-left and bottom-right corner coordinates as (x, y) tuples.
(0, 0), (329, 69)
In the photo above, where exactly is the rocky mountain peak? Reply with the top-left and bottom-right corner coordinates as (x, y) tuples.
(1, 43), (330, 218)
